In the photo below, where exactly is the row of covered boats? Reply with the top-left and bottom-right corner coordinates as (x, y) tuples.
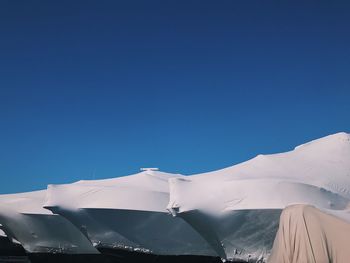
(1, 132), (350, 262)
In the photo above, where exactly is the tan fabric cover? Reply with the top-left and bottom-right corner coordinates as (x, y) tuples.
(269, 205), (350, 263)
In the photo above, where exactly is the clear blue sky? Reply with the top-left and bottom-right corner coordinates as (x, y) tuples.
(0, 1), (349, 193)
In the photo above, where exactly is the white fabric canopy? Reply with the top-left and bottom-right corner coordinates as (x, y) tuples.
(0, 191), (98, 254)
(44, 171), (217, 256)
(167, 132), (350, 260)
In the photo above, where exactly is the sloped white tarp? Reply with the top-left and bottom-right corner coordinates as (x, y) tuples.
(167, 132), (350, 261)
(1, 132), (349, 260)
(0, 190), (98, 254)
(269, 205), (350, 263)
(44, 171), (216, 256)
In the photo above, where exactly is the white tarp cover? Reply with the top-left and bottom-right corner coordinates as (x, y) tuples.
(44, 171), (217, 256)
(167, 132), (350, 260)
(1, 132), (349, 259)
(0, 190), (98, 254)
(269, 205), (350, 263)
(169, 132), (350, 214)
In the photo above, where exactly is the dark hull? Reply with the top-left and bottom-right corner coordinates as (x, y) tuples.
(98, 247), (222, 263)
(0, 237), (26, 257)
(0, 245), (247, 263)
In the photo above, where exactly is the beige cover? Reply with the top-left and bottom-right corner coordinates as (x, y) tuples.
(269, 205), (350, 263)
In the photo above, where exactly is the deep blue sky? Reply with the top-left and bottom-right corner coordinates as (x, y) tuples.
(0, 1), (349, 193)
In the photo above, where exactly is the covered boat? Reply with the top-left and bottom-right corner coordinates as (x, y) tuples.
(167, 132), (350, 261)
(44, 170), (217, 256)
(0, 190), (98, 254)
